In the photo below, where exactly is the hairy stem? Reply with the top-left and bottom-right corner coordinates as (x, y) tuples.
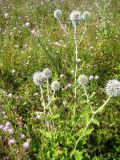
(83, 86), (93, 112)
(58, 20), (68, 36)
(46, 91), (55, 109)
(47, 78), (50, 103)
(74, 25), (78, 100)
(78, 22), (87, 45)
(40, 85), (46, 114)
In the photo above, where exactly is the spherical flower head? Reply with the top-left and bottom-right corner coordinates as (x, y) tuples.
(81, 11), (91, 20)
(105, 80), (120, 97)
(8, 139), (16, 145)
(54, 9), (62, 19)
(33, 71), (47, 85)
(89, 75), (94, 80)
(8, 128), (14, 134)
(7, 93), (13, 98)
(5, 122), (11, 127)
(20, 134), (26, 139)
(77, 74), (88, 86)
(51, 80), (60, 92)
(70, 10), (81, 26)
(43, 68), (52, 79)
(23, 141), (30, 149)
(95, 75), (99, 80)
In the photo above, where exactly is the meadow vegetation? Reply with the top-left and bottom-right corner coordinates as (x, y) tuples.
(0, 0), (120, 159)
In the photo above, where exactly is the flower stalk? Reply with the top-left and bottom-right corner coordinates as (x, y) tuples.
(74, 24), (78, 100)
(40, 85), (46, 114)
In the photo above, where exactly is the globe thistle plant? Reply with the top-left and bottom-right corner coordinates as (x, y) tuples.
(105, 80), (120, 97)
(70, 10), (81, 26)
(77, 74), (88, 86)
(51, 80), (60, 92)
(54, 9), (62, 19)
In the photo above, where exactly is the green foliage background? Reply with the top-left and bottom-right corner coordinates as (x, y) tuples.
(0, 0), (120, 159)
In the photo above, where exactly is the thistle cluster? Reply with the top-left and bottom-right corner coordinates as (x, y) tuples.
(33, 68), (60, 91)
(33, 68), (52, 86)
(33, 68), (60, 114)
(70, 10), (91, 26)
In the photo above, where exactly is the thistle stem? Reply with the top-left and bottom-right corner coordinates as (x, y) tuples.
(78, 22), (87, 45)
(47, 78), (50, 103)
(40, 85), (46, 114)
(46, 91), (55, 108)
(74, 24), (78, 100)
(58, 20), (68, 36)
(71, 96), (110, 157)
(83, 86), (93, 113)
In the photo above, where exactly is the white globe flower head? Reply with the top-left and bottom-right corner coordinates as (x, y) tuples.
(81, 11), (91, 20)
(70, 10), (81, 26)
(105, 80), (120, 97)
(8, 139), (16, 145)
(77, 74), (88, 86)
(33, 71), (47, 85)
(54, 9), (62, 19)
(23, 141), (30, 149)
(43, 68), (52, 79)
(51, 80), (60, 92)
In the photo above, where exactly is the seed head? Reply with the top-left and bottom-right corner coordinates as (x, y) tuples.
(54, 9), (62, 19)
(51, 80), (60, 92)
(105, 80), (120, 97)
(33, 71), (47, 85)
(43, 68), (52, 79)
(77, 74), (88, 86)
(70, 10), (81, 26)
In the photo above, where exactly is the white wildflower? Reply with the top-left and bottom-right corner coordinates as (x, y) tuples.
(77, 74), (88, 86)
(4, 13), (9, 18)
(51, 80), (60, 92)
(54, 9), (62, 19)
(24, 22), (30, 27)
(23, 141), (30, 149)
(95, 75), (99, 80)
(11, 69), (15, 74)
(33, 71), (47, 85)
(8, 139), (16, 145)
(105, 80), (120, 97)
(43, 68), (52, 79)
(7, 93), (13, 98)
(70, 10), (81, 26)
(20, 134), (26, 139)
(89, 75), (94, 80)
